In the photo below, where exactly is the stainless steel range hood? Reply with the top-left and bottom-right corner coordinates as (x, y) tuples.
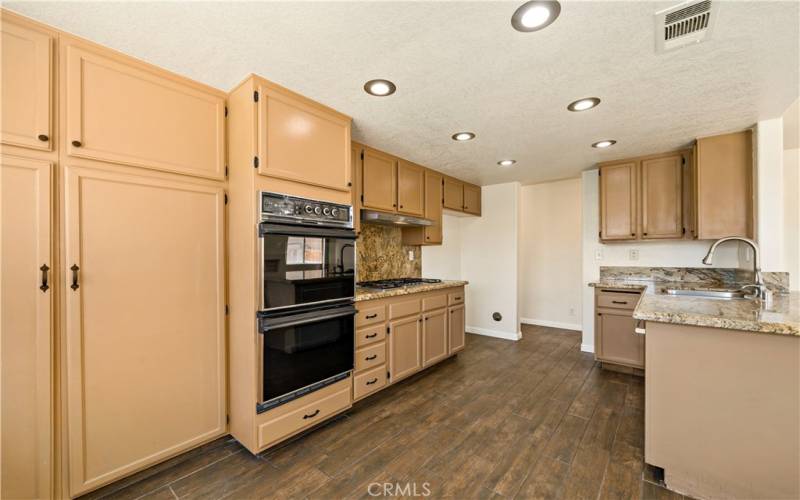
(360, 209), (433, 227)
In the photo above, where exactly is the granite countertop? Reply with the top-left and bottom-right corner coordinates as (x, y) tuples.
(590, 279), (799, 336)
(356, 280), (468, 301)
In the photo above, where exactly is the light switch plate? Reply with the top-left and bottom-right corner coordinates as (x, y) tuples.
(629, 249), (639, 261)
(595, 248), (603, 261)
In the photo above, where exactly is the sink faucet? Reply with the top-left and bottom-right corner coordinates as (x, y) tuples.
(702, 236), (771, 301)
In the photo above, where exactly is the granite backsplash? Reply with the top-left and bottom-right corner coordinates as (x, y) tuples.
(357, 223), (421, 282)
(599, 266), (790, 293)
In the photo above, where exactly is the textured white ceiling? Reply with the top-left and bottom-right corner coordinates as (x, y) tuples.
(8, 1), (799, 186)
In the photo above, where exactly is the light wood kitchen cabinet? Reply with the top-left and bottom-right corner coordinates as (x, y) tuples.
(463, 183), (481, 215)
(255, 78), (351, 191)
(62, 38), (226, 180)
(443, 177), (464, 211)
(448, 304), (466, 353)
(397, 159), (425, 216)
(423, 308), (448, 366)
(599, 161), (638, 240)
(402, 169), (444, 245)
(641, 154), (683, 239)
(63, 166), (226, 495)
(362, 147), (397, 211)
(389, 315), (422, 383)
(1, 155), (53, 500)
(1, 16), (53, 151)
(694, 130), (753, 239)
(594, 289), (644, 369)
(352, 143), (363, 233)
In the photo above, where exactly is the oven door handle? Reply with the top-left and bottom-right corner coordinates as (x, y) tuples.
(259, 308), (356, 333)
(259, 222), (356, 240)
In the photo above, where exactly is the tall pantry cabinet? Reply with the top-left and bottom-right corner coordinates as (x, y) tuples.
(1, 10), (227, 498)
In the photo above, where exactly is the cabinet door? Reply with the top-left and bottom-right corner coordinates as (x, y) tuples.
(63, 166), (226, 495)
(64, 41), (225, 179)
(352, 144), (362, 234)
(389, 315), (422, 383)
(1, 18), (53, 150)
(695, 131), (753, 239)
(463, 184), (481, 215)
(256, 83), (351, 191)
(1, 156), (52, 500)
(600, 162), (637, 240)
(448, 304), (465, 354)
(397, 160), (425, 216)
(443, 177), (463, 211)
(423, 309), (448, 367)
(641, 154), (683, 239)
(424, 170), (444, 244)
(362, 148), (397, 212)
(596, 309), (644, 368)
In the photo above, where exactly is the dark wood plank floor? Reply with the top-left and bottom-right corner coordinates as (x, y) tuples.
(83, 326), (689, 500)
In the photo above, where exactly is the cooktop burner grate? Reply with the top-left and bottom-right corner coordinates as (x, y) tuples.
(357, 278), (443, 290)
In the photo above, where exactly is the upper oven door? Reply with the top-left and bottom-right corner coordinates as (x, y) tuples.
(260, 222), (356, 310)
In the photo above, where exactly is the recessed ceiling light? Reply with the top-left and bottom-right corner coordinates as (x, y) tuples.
(452, 132), (476, 141)
(592, 140), (617, 148)
(363, 79), (396, 96)
(498, 160), (517, 167)
(511, 1), (561, 32)
(567, 97), (601, 112)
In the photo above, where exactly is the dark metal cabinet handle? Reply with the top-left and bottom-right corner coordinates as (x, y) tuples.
(365, 333), (377, 339)
(70, 264), (80, 291)
(366, 378), (378, 385)
(365, 354), (377, 361)
(302, 409), (320, 419)
(365, 313), (377, 319)
(71, 140), (82, 147)
(39, 264), (50, 292)
(38, 134), (49, 142)
(611, 300), (628, 305)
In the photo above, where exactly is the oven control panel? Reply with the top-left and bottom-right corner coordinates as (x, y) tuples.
(260, 191), (352, 227)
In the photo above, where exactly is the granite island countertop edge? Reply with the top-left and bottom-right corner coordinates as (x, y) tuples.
(355, 280), (468, 302)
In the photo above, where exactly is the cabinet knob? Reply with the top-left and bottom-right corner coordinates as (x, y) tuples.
(37, 134), (49, 142)
(643, 232), (648, 236)
(71, 140), (82, 147)
(400, 205), (403, 208)
(630, 233), (635, 237)
(426, 236), (430, 240)
(347, 182), (352, 187)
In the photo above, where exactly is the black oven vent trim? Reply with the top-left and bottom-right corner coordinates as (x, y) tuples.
(256, 371), (351, 414)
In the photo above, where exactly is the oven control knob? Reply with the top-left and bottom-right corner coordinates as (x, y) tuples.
(314, 206), (321, 215)
(323, 207), (331, 216)
(304, 205), (313, 214)
(331, 208), (338, 217)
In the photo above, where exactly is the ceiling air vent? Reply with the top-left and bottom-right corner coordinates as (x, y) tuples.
(655, 0), (718, 53)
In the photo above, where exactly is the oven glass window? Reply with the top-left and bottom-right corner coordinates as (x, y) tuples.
(263, 233), (355, 309)
(261, 310), (354, 403)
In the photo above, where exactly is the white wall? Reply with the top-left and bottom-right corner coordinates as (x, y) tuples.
(580, 170), (741, 352)
(783, 98), (800, 290)
(519, 179), (582, 331)
(421, 213), (462, 280)
(755, 118), (785, 272)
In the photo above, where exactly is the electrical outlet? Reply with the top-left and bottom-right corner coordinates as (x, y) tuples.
(408, 250), (415, 261)
(568, 307), (575, 317)
(629, 249), (639, 261)
(595, 248), (603, 261)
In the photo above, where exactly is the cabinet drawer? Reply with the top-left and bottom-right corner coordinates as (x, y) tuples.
(389, 298), (421, 319)
(448, 291), (464, 306)
(422, 294), (447, 311)
(356, 324), (386, 348)
(353, 365), (387, 400)
(597, 292), (639, 310)
(357, 305), (385, 327)
(355, 342), (386, 372)
(257, 383), (351, 449)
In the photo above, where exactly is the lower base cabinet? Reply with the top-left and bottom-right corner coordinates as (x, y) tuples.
(389, 315), (423, 383)
(594, 289), (644, 369)
(63, 165), (227, 495)
(423, 308), (448, 366)
(448, 304), (465, 353)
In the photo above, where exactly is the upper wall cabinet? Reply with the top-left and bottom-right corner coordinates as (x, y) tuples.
(403, 169), (444, 245)
(694, 130), (753, 239)
(443, 177), (463, 211)
(397, 159), (424, 216)
(255, 78), (351, 191)
(463, 183), (481, 215)
(1, 16), (53, 151)
(362, 147), (397, 212)
(599, 161), (638, 240)
(640, 154), (683, 239)
(63, 39), (226, 179)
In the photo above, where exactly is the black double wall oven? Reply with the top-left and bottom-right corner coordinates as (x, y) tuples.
(257, 192), (356, 413)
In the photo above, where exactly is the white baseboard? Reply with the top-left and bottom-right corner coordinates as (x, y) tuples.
(580, 343), (594, 353)
(521, 317), (582, 332)
(466, 325), (522, 341)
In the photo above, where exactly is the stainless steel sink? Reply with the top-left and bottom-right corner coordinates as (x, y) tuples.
(665, 288), (750, 300)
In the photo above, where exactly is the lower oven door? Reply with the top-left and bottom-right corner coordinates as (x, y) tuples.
(257, 303), (355, 413)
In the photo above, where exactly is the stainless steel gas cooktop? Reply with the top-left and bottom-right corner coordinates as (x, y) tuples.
(356, 278), (442, 290)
